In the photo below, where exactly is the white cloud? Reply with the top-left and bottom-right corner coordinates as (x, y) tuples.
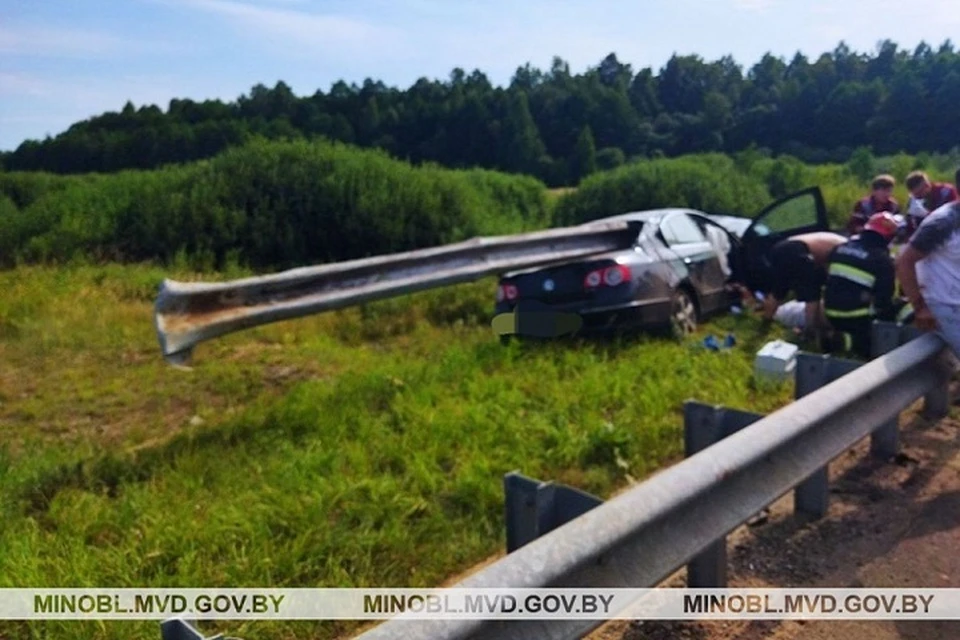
(177, 0), (404, 57)
(0, 72), (51, 97)
(0, 24), (187, 58)
(0, 25), (126, 57)
(903, 0), (960, 26)
(731, 0), (775, 12)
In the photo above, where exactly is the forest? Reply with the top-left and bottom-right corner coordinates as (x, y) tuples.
(4, 39), (960, 186)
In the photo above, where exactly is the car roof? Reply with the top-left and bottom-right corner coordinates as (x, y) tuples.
(582, 208), (702, 226)
(581, 208), (754, 238)
(702, 213), (752, 236)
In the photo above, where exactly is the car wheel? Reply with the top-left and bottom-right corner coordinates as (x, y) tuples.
(670, 289), (698, 337)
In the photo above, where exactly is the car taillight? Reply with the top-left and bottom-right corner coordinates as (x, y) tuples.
(585, 265), (630, 289)
(603, 264), (630, 286)
(584, 270), (603, 288)
(498, 283), (518, 301)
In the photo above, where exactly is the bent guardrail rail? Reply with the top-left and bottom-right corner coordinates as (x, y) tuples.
(353, 332), (954, 640)
(153, 221), (641, 365)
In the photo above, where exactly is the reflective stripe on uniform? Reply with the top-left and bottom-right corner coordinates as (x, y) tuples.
(897, 303), (914, 322)
(825, 307), (872, 318)
(828, 263), (876, 288)
(843, 332), (853, 351)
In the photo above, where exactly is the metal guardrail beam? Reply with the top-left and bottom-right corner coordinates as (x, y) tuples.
(153, 221), (641, 365)
(355, 333), (953, 640)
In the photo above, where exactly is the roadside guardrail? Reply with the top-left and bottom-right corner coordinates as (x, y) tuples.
(353, 324), (953, 639)
(161, 322), (954, 639)
(153, 221), (641, 365)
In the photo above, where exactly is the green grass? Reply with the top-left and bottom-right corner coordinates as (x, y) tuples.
(0, 264), (799, 640)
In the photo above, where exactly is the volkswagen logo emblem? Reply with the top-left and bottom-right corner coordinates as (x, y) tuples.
(543, 279), (555, 291)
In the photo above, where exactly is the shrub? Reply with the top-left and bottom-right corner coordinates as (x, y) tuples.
(553, 154), (771, 225)
(2, 139), (551, 270)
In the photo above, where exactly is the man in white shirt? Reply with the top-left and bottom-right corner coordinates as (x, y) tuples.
(895, 201), (960, 356)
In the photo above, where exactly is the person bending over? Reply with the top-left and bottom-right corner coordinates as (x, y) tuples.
(760, 231), (848, 335)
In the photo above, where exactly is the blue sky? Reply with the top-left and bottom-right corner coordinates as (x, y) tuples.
(1, 0), (958, 151)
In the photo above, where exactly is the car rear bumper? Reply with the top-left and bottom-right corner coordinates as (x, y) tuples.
(493, 298), (672, 337)
(579, 298), (673, 331)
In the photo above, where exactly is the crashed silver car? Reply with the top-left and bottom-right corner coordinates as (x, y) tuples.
(493, 187), (829, 338)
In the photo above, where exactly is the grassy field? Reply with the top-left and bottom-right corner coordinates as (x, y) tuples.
(0, 263), (801, 640)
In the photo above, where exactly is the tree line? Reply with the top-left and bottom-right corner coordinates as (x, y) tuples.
(0, 139), (550, 270)
(5, 128), (958, 272)
(3, 39), (959, 186)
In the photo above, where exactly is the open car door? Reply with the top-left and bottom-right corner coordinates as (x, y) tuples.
(736, 186), (829, 292)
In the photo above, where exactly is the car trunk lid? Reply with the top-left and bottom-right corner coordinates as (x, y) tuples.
(501, 258), (620, 305)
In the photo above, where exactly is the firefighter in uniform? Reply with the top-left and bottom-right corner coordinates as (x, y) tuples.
(822, 213), (901, 359)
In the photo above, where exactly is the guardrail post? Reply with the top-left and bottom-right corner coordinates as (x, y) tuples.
(873, 322), (950, 426)
(793, 355), (830, 518)
(894, 325), (951, 419)
(683, 401), (764, 587)
(870, 321), (903, 357)
(794, 353), (864, 518)
(503, 471), (603, 553)
(504, 473), (540, 553)
(923, 377), (951, 420)
(794, 353), (863, 517)
(905, 326), (953, 419)
(794, 353), (830, 518)
(870, 322), (902, 458)
(160, 619), (221, 640)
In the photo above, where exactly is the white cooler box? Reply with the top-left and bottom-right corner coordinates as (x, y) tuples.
(754, 339), (798, 382)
